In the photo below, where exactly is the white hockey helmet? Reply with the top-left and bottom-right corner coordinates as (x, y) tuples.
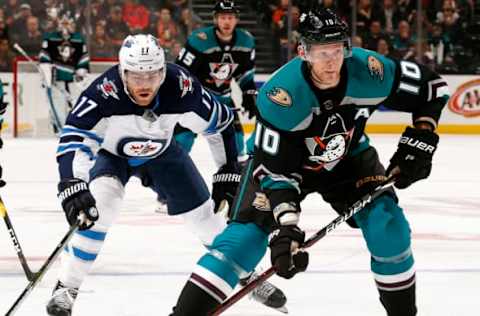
(119, 34), (166, 102)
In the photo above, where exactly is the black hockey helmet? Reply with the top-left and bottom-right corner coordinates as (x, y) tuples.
(213, 0), (239, 15)
(298, 8), (352, 59)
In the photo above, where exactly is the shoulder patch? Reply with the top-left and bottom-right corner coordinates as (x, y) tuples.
(267, 87), (292, 107)
(97, 77), (119, 100)
(178, 70), (194, 97)
(367, 55), (384, 81)
(196, 32), (207, 40)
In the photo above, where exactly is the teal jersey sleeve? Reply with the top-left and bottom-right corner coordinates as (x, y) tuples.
(341, 48), (397, 106)
(233, 28), (256, 91)
(257, 57), (318, 132)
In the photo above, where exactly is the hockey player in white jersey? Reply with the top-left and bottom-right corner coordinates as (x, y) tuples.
(46, 34), (284, 316)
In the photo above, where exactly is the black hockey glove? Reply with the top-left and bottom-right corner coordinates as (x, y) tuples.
(241, 90), (257, 119)
(212, 164), (241, 213)
(386, 126), (439, 189)
(269, 225), (309, 279)
(58, 179), (98, 230)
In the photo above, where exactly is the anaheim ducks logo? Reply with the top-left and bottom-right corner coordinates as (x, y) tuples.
(267, 87), (292, 107)
(367, 55), (384, 81)
(196, 32), (207, 40)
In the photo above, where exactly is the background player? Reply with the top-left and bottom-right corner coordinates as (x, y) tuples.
(39, 13), (89, 133)
(170, 8), (449, 316)
(175, 0), (257, 155)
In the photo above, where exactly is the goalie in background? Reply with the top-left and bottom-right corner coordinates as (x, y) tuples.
(38, 14), (89, 134)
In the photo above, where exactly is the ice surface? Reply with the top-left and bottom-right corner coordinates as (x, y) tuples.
(0, 135), (479, 315)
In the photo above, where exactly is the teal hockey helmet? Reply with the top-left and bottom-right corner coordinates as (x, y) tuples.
(213, 0), (239, 15)
(298, 8), (352, 59)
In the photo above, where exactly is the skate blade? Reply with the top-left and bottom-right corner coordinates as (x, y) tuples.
(274, 305), (288, 314)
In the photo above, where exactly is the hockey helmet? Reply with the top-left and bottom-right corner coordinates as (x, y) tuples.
(213, 0), (239, 15)
(118, 34), (166, 103)
(57, 14), (75, 35)
(298, 8), (352, 60)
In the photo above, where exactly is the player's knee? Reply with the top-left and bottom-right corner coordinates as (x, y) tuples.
(209, 222), (268, 275)
(89, 176), (124, 228)
(356, 194), (412, 259)
(181, 199), (226, 246)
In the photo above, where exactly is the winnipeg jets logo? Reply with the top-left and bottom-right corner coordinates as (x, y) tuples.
(98, 77), (119, 100)
(304, 113), (354, 171)
(58, 42), (75, 62)
(178, 71), (193, 97)
(208, 53), (238, 87)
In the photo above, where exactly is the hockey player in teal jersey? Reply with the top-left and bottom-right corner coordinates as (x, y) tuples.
(170, 8), (449, 316)
(39, 14), (89, 133)
(175, 0), (257, 156)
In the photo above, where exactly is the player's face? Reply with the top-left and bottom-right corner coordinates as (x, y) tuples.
(304, 42), (344, 88)
(125, 69), (165, 106)
(215, 13), (238, 36)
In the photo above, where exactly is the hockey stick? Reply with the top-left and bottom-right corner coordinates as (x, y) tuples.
(210, 176), (397, 315)
(5, 221), (79, 316)
(13, 43), (69, 133)
(0, 195), (38, 281)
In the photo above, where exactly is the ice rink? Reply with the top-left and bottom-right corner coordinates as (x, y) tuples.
(0, 134), (479, 316)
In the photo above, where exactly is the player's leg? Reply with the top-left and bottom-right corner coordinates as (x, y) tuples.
(171, 160), (285, 315)
(173, 124), (197, 153)
(232, 110), (246, 156)
(47, 150), (130, 316)
(354, 194), (416, 316)
(322, 146), (416, 316)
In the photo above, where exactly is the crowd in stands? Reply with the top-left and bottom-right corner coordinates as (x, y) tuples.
(255, 0), (480, 74)
(0, 0), (203, 71)
(1, 0), (479, 74)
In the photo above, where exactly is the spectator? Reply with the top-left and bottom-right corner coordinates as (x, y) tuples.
(392, 20), (415, 59)
(364, 20), (386, 51)
(164, 39), (181, 62)
(0, 38), (14, 71)
(352, 35), (364, 48)
(106, 5), (130, 51)
(178, 7), (203, 41)
(376, 38), (391, 57)
(11, 3), (33, 31)
(90, 21), (115, 58)
(13, 15), (42, 56)
(436, 0), (462, 44)
(404, 41), (436, 70)
(356, 0), (378, 38)
(277, 5), (300, 64)
(156, 7), (178, 47)
(122, 0), (150, 33)
(379, 0), (400, 34)
(428, 23), (453, 66)
(4, 0), (21, 27)
(397, 0), (416, 21)
(0, 16), (9, 40)
(272, 0), (289, 29)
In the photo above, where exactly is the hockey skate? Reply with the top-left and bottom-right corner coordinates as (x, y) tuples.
(240, 271), (288, 313)
(46, 281), (78, 316)
(154, 198), (168, 214)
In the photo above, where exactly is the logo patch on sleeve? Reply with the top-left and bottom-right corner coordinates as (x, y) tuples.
(178, 71), (194, 97)
(97, 77), (119, 100)
(367, 55), (384, 81)
(267, 87), (292, 107)
(196, 32), (207, 40)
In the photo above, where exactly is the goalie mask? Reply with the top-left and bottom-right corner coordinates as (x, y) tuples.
(119, 34), (166, 106)
(298, 8), (352, 62)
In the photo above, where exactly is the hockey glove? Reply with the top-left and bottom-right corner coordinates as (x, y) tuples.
(269, 225), (309, 279)
(58, 179), (98, 230)
(241, 89), (257, 119)
(212, 164), (241, 213)
(386, 126), (439, 189)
